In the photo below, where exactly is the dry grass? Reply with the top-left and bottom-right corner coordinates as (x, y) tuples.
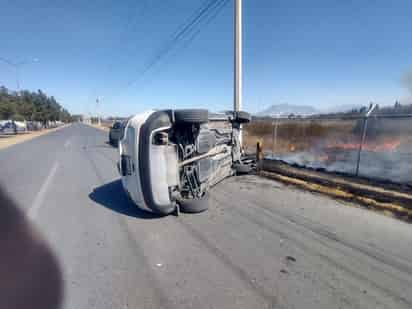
(260, 170), (412, 221)
(243, 119), (358, 154)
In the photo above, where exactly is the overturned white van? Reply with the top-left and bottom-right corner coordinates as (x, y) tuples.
(118, 109), (251, 215)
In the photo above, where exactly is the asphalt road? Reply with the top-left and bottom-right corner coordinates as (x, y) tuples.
(1, 123), (412, 309)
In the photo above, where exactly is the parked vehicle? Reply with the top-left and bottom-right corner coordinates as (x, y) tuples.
(0, 120), (7, 133)
(118, 109), (252, 215)
(15, 121), (27, 133)
(26, 121), (43, 131)
(0, 120), (26, 134)
(109, 121), (126, 146)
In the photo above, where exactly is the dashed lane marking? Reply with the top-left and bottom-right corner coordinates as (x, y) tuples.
(27, 161), (59, 220)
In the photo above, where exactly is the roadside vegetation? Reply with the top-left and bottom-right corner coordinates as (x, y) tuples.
(0, 85), (72, 123)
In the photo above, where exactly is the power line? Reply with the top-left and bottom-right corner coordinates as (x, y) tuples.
(132, 0), (227, 82)
(179, 0), (230, 54)
(108, 0), (228, 100)
(142, 0), (230, 87)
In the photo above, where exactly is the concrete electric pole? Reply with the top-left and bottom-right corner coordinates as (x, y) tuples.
(234, 0), (243, 143)
(96, 97), (101, 126)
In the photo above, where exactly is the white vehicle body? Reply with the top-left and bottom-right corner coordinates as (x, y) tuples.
(119, 110), (176, 213)
(118, 109), (250, 215)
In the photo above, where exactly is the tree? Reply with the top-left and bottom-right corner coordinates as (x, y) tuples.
(12, 114), (25, 121)
(0, 101), (16, 119)
(0, 85), (72, 122)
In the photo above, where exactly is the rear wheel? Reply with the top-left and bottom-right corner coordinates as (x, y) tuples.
(179, 192), (209, 213)
(174, 109), (208, 124)
(233, 163), (252, 174)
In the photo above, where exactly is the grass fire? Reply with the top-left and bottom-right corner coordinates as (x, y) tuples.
(244, 117), (412, 185)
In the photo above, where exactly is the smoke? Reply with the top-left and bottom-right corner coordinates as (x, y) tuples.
(268, 117), (412, 185)
(273, 149), (412, 185)
(401, 70), (412, 94)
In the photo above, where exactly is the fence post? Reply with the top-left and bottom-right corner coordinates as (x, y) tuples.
(256, 141), (263, 171)
(272, 117), (279, 158)
(271, 121), (275, 158)
(355, 104), (376, 176)
(355, 118), (368, 176)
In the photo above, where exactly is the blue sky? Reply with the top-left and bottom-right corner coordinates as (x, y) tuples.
(1, 0), (412, 116)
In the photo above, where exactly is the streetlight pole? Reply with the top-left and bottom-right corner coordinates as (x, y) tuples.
(234, 0), (243, 144)
(96, 97), (101, 126)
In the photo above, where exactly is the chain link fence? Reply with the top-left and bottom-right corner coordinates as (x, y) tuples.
(243, 115), (412, 185)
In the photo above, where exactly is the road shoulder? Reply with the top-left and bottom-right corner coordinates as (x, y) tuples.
(0, 124), (70, 150)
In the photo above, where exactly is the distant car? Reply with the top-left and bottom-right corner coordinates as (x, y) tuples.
(118, 109), (252, 215)
(109, 121), (126, 146)
(0, 120), (26, 134)
(26, 121), (43, 131)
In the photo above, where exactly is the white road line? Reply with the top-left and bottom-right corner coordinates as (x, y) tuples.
(28, 161), (59, 220)
(64, 139), (71, 148)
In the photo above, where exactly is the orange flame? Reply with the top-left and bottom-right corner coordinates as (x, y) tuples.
(318, 154), (329, 161)
(327, 139), (401, 152)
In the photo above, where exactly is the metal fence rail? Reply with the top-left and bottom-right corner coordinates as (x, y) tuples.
(244, 114), (412, 185)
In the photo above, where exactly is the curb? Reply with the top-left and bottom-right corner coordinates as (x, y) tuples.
(259, 160), (412, 222)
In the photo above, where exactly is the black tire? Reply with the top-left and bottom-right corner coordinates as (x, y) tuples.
(234, 111), (251, 124)
(233, 163), (252, 174)
(179, 192), (209, 213)
(174, 109), (208, 124)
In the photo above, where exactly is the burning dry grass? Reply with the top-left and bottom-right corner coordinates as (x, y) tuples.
(243, 119), (356, 154)
(244, 118), (412, 184)
(327, 139), (401, 152)
(244, 118), (408, 156)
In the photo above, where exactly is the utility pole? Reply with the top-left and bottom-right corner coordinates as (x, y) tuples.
(0, 57), (38, 93)
(234, 0), (243, 144)
(96, 97), (101, 126)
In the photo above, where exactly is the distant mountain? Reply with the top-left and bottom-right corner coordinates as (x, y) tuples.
(320, 104), (364, 114)
(256, 103), (318, 117)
